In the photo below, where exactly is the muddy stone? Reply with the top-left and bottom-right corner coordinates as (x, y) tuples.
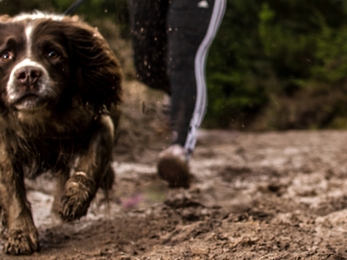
(2, 130), (347, 259)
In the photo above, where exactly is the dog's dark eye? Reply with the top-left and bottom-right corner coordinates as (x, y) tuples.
(47, 51), (59, 59)
(1, 51), (13, 62)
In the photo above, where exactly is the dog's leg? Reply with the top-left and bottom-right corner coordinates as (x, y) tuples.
(0, 159), (38, 255)
(51, 168), (70, 216)
(59, 115), (114, 222)
(101, 165), (115, 192)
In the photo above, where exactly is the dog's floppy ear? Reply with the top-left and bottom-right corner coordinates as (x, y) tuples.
(62, 17), (122, 113)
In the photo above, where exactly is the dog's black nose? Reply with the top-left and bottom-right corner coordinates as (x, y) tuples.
(15, 66), (42, 85)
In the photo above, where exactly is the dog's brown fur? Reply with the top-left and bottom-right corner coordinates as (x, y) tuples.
(0, 13), (121, 255)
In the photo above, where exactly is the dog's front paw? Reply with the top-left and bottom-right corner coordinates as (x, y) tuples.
(59, 173), (96, 222)
(3, 228), (39, 255)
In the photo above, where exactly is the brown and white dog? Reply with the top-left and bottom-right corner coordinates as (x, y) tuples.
(0, 12), (121, 255)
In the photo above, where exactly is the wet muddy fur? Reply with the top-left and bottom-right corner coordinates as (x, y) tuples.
(0, 13), (121, 255)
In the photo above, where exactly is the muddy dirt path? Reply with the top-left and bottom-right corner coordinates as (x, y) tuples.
(2, 129), (347, 259)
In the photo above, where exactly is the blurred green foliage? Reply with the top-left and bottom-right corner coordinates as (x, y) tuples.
(206, 0), (347, 130)
(3, 0), (347, 130)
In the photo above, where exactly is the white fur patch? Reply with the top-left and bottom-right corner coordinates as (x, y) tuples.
(11, 11), (65, 22)
(75, 171), (87, 177)
(25, 24), (34, 57)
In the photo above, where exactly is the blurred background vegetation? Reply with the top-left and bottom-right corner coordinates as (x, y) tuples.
(2, 0), (347, 131)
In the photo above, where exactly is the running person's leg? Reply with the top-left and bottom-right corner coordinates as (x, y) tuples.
(168, 0), (226, 155)
(129, 0), (170, 93)
(129, 0), (226, 188)
(158, 0), (226, 188)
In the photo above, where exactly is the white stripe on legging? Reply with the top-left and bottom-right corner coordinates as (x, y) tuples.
(184, 0), (227, 156)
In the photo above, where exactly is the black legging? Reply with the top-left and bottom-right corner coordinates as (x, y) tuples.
(129, 0), (226, 156)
